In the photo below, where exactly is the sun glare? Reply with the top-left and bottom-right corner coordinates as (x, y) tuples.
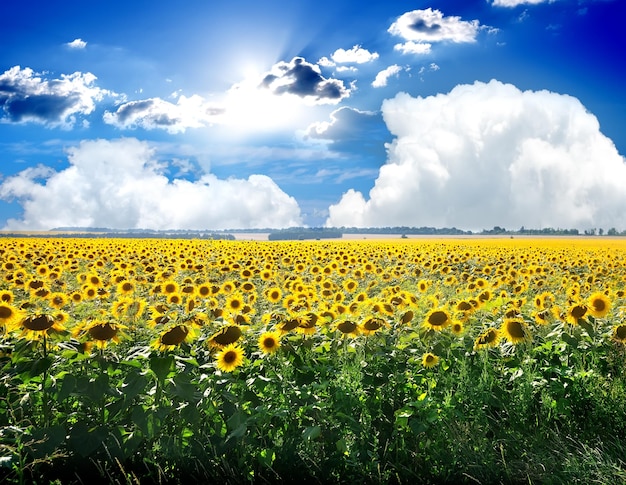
(216, 75), (320, 136)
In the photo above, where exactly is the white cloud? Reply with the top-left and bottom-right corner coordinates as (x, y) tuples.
(372, 65), (403, 88)
(103, 95), (224, 134)
(389, 9), (481, 54)
(0, 66), (115, 128)
(393, 41), (432, 55)
(66, 38), (87, 49)
(331, 45), (379, 64)
(492, 0), (553, 6)
(0, 138), (302, 230)
(326, 80), (626, 231)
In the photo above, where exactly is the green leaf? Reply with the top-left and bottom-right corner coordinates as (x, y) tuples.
(579, 319), (595, 338)
(57, 374), (76, 402)
(561, 332), (579, 348)
(302, 425), (321, 441)
(149, 355), (174, 381)
(68, 423), (108, 457)
(28, 425), (66, 459)
(122, 371), (149, 401)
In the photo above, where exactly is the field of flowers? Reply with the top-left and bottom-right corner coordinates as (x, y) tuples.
(1, 236), (626, 484)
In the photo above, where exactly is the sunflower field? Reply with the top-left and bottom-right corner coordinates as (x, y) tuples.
(1, 236), (626, 484)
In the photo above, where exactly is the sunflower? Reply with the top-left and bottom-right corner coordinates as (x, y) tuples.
(0, 303), (25, 331)
(209, 325), (243, 348)
(0, 290), (14, 304)
(196, 283), (212, 299)
(422, 352), (439, 368)
(400, 310), (414, 325)
(296, 312), (318, 335)
(500, 318), (530, 345)
(450, 321), (465, 336)
(611, 324), (626, 344)
(423, 308), (451, 331)
(116, 280), (136, 295)
(224, 293), (245, 315)
(361, 317), (385, 336)
(336, 319), (359, 337)
(161, 280), (180, 295)
(342, 279), (358, 293)
(587, 292), (611, 318)
(566, 303), (588, 325)
(74, 320), (127, 350)
(278, 317), (301, 334)
(474, 328), (500, 350)
(215, 344), (245, 372)
(167, 291), (184, 305)
(17, 313), (66, 341)
(84, 273), (103, 289)
(258, 331), (281, 355)
(48, 292), (69, 310)
(151, 324), (194, 351)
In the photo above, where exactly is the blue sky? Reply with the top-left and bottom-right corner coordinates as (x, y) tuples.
(0, 0), (624, 231)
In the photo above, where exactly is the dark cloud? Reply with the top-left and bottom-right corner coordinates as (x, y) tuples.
(409, 18), (442, 34)
(0, 66), (112, 127)
(112, 99), (156, 122)
(261, 57), (350, 104)
(4, 94), (80, 123)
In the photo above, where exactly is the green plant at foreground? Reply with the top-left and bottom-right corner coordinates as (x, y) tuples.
(2, 317), (626, 484)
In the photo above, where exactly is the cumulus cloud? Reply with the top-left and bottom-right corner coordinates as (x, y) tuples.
(0, 66), (115, 127)
(0, 138), (302, 230)
(372, 65), (403, 88)
(330, 45), (379, 64)
(393, 42), (433, 55)
(306, 107), (381, 142)
(326, 80), (626, 231)
(389, 8), (481, 55)
(103, 95), (224, 134)
(66, 38), (87, 49)
(260, 57), (350, 105)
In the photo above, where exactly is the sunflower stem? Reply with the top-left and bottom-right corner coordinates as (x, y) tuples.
(41, 333), (50, 428)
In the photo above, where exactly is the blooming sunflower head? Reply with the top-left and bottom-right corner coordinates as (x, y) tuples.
(215, 344), (245, 373)
(474, 328), (500, 351)
(209, 325), (243, 349)
(424, 308), (451, 331)
(500, 318), (531, 345)
(422, 352), (439, 368)
(151, 324), (194, 352)
(612, 324), (626, 344)
(587, 292), (611, 319)
(258, 331), (281, 355)
(0, 303), (25, 331)
(336, 319), (359, 338)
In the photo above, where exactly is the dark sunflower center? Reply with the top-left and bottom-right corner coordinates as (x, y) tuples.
(571, 305), (587, 319)
(428, 311), (448, 327)
(0, 306), (13, 319)
(223, 350), (237, 364)
(23, 314), (54, 331)
(592, 299), (606, 312)
(161, 325), (188, 346)
(337, 321), (357, 333)
(88, 323), (118, 341)
(211, 326), (242, 345)
(507, 320), (526, 339)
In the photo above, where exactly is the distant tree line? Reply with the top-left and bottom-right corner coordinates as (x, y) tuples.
(268, 228), (342, 241)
